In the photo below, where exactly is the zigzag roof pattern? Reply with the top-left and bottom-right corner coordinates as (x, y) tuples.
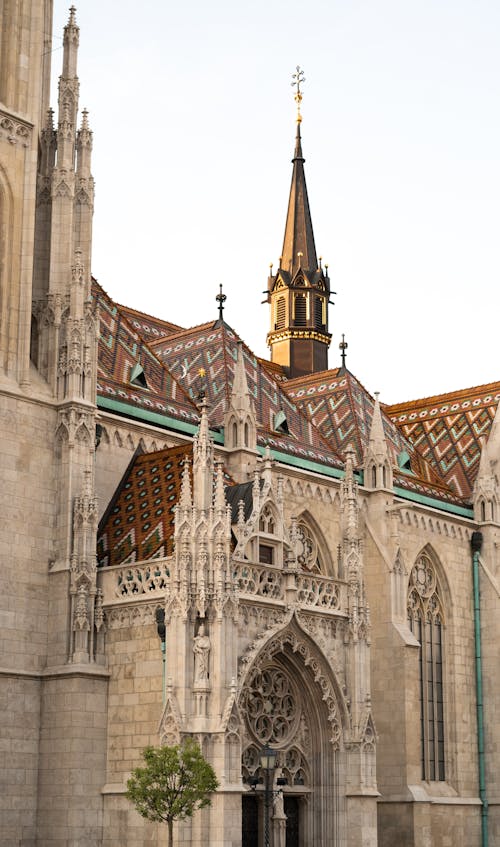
(91, 281), (471, 510)
(386, 382), (500, 500)
(93, 281), (199, 425)
(116, 301), (182, 342)
(284, 367), (466, 506)
(151, 320), (344, 470)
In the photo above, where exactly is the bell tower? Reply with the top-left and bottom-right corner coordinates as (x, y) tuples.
(266, 67), (331, 377)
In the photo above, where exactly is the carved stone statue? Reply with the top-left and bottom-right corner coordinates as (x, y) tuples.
(193, 622), (211, 682)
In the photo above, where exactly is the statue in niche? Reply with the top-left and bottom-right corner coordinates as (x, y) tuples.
(193, 621), (211, 682)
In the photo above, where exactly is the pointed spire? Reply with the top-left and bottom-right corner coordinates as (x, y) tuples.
(57, 5), (80, 170)
(63, 6), (80, 79)
(76, 107), (93, 177)
(193, 398), (214, 511)
(180, 457), (192, 509)
(230, 343), (253, 415)
(365, 393), (392, 489)
(214, 459), (226, 513)
(267, 70), (331, 377)
(224, 343), (257, 481)
(262, 444), (273, 487)
(280, 120), (318, 277)
(342, 444), (359, 541)
(368, 393), (387, 458)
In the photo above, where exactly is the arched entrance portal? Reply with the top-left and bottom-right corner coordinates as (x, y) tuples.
(239, 623), (346, 846)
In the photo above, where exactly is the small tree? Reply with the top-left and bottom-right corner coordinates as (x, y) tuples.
(126, 738), (219, 847)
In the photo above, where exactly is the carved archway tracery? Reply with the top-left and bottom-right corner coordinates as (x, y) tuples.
(238, 616), (347, 750)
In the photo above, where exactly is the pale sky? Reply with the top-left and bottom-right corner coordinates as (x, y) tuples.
(52, 1), (500, 404)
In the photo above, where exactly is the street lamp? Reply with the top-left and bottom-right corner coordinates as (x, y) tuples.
(260, 745), (277, 847)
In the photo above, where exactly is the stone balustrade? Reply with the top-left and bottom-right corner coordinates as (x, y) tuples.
(100, 558), (345, 615)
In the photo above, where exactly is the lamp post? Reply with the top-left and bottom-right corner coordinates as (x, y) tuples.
(260, 745), (277, 847)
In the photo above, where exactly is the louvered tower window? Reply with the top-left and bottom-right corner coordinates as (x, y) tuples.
(276, 297), (286, 330)
(294, 294), (307, 326)
(315, 295), (323, 329)
(407, 553), (445, 781)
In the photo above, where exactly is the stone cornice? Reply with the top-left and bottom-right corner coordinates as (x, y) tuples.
(0, 664), (109, 679)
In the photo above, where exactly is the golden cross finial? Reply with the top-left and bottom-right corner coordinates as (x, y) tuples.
(291, 66), (305, 123)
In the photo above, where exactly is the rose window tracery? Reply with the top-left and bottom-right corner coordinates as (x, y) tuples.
(243, 667), (300, 746)
(410, 554), (436, 599)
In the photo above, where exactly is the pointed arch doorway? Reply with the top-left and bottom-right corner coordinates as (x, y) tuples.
(239, 622), (347, 846)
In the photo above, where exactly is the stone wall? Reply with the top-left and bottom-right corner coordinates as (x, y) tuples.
(0, 391), (56, 845)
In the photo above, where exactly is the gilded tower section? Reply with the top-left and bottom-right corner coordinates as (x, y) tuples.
(267, 69), (332, 377)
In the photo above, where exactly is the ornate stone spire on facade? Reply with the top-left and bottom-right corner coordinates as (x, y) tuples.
(70, 466), (101, 664)
(75, 108), (95, 290)
(193, 397), (214, 511)
(179, 456), (192, 510)
(56, 6), (80, 174)
(266, 68), (331, 377)
(341, 446), (370, 641)
(224, 343), (258, 482)
(364, 392), (393, 490)
(33, 7), (95, 401)
(473, 402), (500, 522)
(168, 429), (236, 730)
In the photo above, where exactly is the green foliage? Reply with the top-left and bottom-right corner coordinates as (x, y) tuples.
(126, 738), (219, 828)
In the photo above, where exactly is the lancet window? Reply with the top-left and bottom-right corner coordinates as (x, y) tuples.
(314, 295), (324, 329)
(276, 296), (286, 330)
(407, 552), (445, 781)
(294, 294), (307, 326)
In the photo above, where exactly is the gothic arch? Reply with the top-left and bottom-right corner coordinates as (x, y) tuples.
(294, 509), (336, 576)
(407, 545), (450, 783)
(238, 615), (349, 845)
(238, 615), (349, 742)
(407, 543), (452, 612)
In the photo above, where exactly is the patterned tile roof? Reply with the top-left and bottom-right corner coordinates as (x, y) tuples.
(93, 281), (200, 425)
(386, 382), (500, 500)
(97, 444), (191, 567)
(97, 444), (235, 568)
(91, 280), (471, 510)
(284, 367), (466, 506)
(116, 301), (183, 343)
(151, 320), (344, 470)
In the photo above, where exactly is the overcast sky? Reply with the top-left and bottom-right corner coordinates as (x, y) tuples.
(51, 1), (500, 404)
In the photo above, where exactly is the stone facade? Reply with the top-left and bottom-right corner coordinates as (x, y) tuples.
(1, 5), (499, 847)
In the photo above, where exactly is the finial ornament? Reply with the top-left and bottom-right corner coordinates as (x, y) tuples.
(216, 283), (227, 321)
(339, 334), (348, 368)
(291, 66), (305, 123)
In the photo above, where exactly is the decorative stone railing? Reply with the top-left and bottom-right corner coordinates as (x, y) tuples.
(233, 563), (284, 600)
(296, 574), (342, 611)
(114, 562), (170, 598)
(99, 558), (345, 616)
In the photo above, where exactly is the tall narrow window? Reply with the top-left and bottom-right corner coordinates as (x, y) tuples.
(294, 294), (307, 326)
(407, 553), (445, 781)
(315, 295), (323, 328)
(276, 296), (286, 330)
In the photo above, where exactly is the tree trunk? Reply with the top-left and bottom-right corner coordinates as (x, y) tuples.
(168, 818), (174, 847)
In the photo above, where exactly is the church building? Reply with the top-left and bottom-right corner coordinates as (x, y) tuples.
(2, 5), (499, 846)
